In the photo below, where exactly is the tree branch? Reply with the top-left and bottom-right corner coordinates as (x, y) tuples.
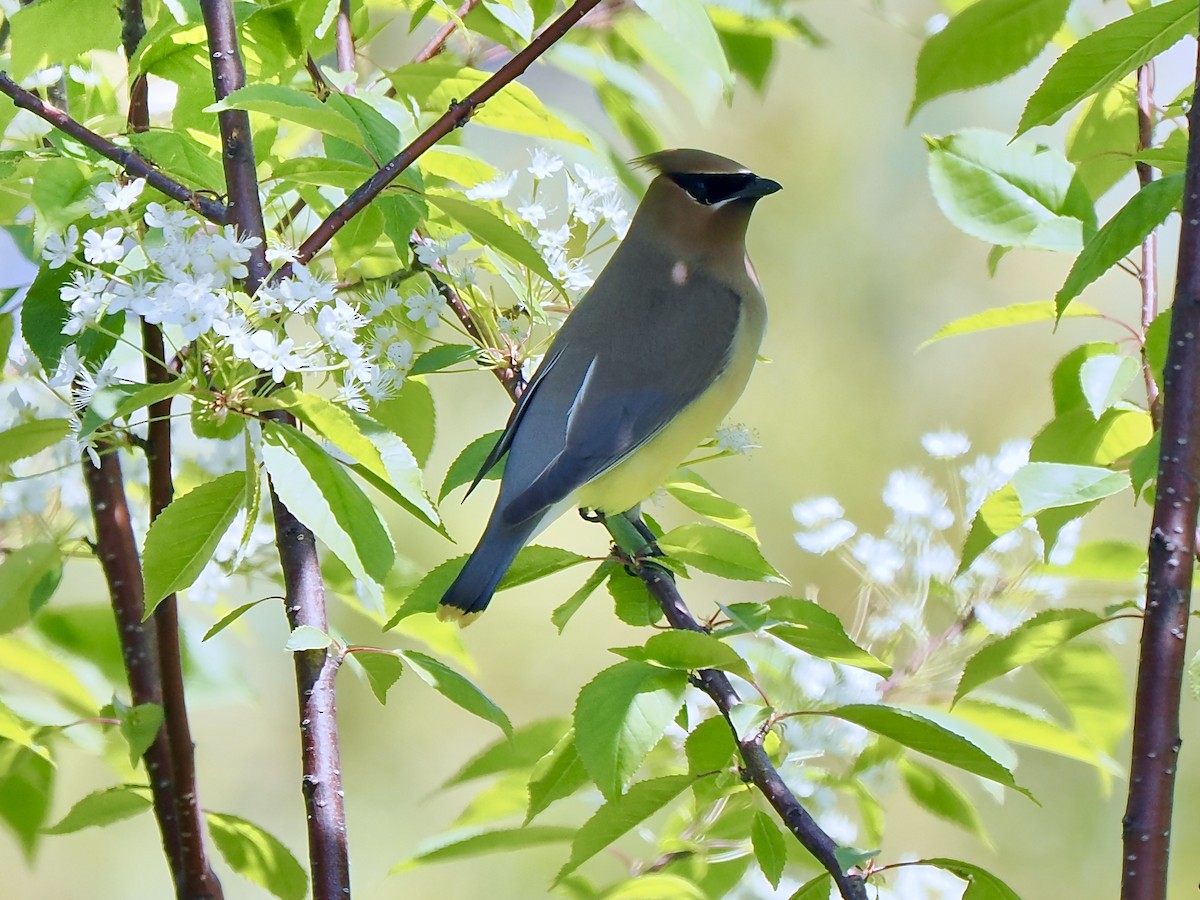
(335, 0), (356, 94)
(1137, 62), (1163, 430)
(290, 0), (603, 269)
(1121, 35), (1200, 900)
(412, 0), (481, 64)
(0, 72), (228, 224)
(197, 4), (349, 896)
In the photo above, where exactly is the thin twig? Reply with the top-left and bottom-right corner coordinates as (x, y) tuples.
(289, 0), (604, 270)
(335, 0), (356, 94)
(1121, 35), (1200, 900)
(0, 72), (228, 224)
(412, 0), (481, 64)
(1137, 62), (1163, 430)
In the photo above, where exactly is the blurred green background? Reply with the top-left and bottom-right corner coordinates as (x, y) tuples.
(5, 1), (1196, 897)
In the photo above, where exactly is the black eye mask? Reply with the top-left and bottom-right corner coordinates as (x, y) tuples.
(668, 172), (758, 205)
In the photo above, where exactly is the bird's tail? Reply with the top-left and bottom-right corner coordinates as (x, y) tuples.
(438, 515), (539, 626)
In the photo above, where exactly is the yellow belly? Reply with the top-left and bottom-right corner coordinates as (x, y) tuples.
(576, 303), (763, 515)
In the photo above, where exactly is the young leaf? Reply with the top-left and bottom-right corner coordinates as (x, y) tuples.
(142, 471), (246, 616)
(392, 825), (574, 872)
(425, 192), (560, 285)
(1018, 0), (1198, 134)
(765, 597), (891, 676)
(207, 812), (307, 900)
(1078, 355), (1141, 419)
(616, 631), (752, 679)
(1037, 539), (1145, 581)
(1011, 462), (1130, 514)
(0, 745), (54, 856)
(261, 421), (394, 590)
(573, 660), (688, 798)
(207, 84), (362, 143)
(899, 758), (989, 842)
(117, 702), (164, 767)
(497, 546), (589, 590)
(526, 730), (589, 823)
(409, 344), (481, 376)
(822, 705), (1027, 794)
(664, 469), (757, 539)
(284, 625), (333, 652)
(553, 561), (617, 632)
(202, 599), (270, 641)
(78, 381), (189, 441)
(1056, 174), (1183, 315)
(658, 524), (786, 583)
(44, 785), (152, 835)
(9, 0), (122, 78)
(444, 717), (568, 787)
(440, 430), (505, 501)
(919, 301), (1099, 350)
(916, 858), (1021, 899)
(0, 542), (63, 634)
(400, 649), (512, 736)
(0, 419), (72, 466)
(954, 608), (1109, 703)
(953, 698), (1119, 776)
(555, 774), (695, 882)
(909, 0), (1070, 119)
(1036, 642), (1129, 755)
(750, 810), (787, 888)
(349, 650), (404, 704)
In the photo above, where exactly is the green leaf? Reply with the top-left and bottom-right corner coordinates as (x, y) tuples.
(350, 650), (404, 704)
(409, 344), (481, 376)
(765, 597), (891, 675)
(0, 419), (72, 466)
(1018, 0), (1198, 135)
(684, 715), (736, 773)
(440, 430), (505, 502)
(664, 469), (757, 539)
(574, 660), (688, 799)
(261, 421), (394, 590)
(526, 730), (589, 823)
(1031, 407), (1152, 467)
(142, 471), (246, 616)
(822, 705), (1026, 794)
(393, 825), (574, 872)
(118, 702), (164, 767)
(615, 631), (751, 679)
(1131, 430), (1160, 497)
(919, 301), (1100, 350)
(955, 608), (1109, 703)
(425, 192), (560, 286)
(909, 0), (1070, 119)
(0, 745), (54, 857)
(552, 561), (616, 632)
(1012, 462), (1130, 514)
(555, 774), (695, 882)
(917, 858), (1021, 898)
(129, 130), (226, 193)
(1056, 174), (1182, 315)
(953, 698), (1119, 776)
(400, 649), (512, 736)
(0, 636), (94, 715)
(1067, 82), (1139, 200)
(602, 874), (707, 900)
(78, 381), (189, 441)
(750, 810), (787, 889)
(1079, 354), (1140, 419)
(445, 717), (568, 786)
(1038, 539), (1144, 581)
(207, 812), (307, 900)
(202, 599), (269, 641)
(21, 263), (76, 373)
(1052, 342), (1121, 413)
(497, 545), (589, 591)
(658, 524), (785, 583)
(284, 625), (333, 652)
(371, 377), (436, 467)
(899, 758), (989, 842)
(207, 84), (362, 144)
(1036, 642), (1129, 756)
(10, 0), (122, 78)
(0, 542), (63, 634)
(788, 875), (832, 900)
(608, 567), (663, 627)
(632, 0), (732, 96)
(44, 785), (152, 835)
(926, 129), (1094, 252)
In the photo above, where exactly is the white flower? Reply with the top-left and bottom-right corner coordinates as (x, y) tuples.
(537, 224), (570, 253)
(714, 423), (758, 455)
(82, 227), (126, 264)
(599, 192), (630, 237)
(68, 65), (102, 87)
(335, 378), (368, 412)
(974, 602), (1026, 636)
(272, 264), (335, 314)
(497, 313), (525, 341)
(60, 271), (109, 335)
(265, 238), (300, 265)
(414, 233), (470, 268)
(517, 201), (549, 227)
(42, 225), (79, 268)
(792, 497), (845, 528)
(1047, 517), (1082, 566)
(247, 331), (305, 383)
(888, 862), (966, 900)
(573, 164), (617, 195)
(22, 66), (63, 90)
(528, 148), (564, 180)
(144, 202), (195, 231)
(921, 430), (970, 459)
(465, 170), (518, 201)
(384, 339), (414, 372)
(364, 285), (402, 319)
(882, 469), (953, 529)
(92, 178), (146, 214)
(851, 534), (905, 584)
(795, 520), (856, 554)
(404, 287), (442, 330)
(47, 345), (83, 388)
(365, 367), (406, 401)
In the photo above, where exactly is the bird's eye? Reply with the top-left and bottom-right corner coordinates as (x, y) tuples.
(668, 172), (756, 205)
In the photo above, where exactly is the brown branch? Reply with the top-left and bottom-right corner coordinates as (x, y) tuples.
(1121, 35), (1200, 900)
(335, 0), (356, 94)
(198, 4), (348, 896)
(82, 448), (186, 895)
(1137, 62), (1163, 430)
(412, 0), (481, 64)
(0, 72), (228, 224)
(289, 0), (603, 269)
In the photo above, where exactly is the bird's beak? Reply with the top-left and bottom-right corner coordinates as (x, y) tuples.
(731, 176), (782, 201)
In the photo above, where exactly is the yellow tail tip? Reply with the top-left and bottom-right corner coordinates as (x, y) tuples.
(436, 605), (482, 628)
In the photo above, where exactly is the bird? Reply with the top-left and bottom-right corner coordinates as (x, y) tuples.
(438, 149), (781, 624)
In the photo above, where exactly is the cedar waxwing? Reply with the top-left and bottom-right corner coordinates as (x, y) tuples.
(438, 149), (781, 623)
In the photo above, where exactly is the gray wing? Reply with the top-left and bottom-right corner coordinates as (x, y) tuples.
(495, 262), (742, 526)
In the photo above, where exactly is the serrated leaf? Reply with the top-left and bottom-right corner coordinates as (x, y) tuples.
(78, 381), (189, 441)
(955, 608), (1109, 702)
(1018, 0), (1198, 134)
(574, 660), (688, 799)
(1078, 355), (1141, 419)
(21, 264), (75, 374)
(899, 758), (989, 842)
(118, 702), (164, 767)
(1031, 407), (1152, 467)
(392, 825), (574, 872)
(918, 857), (1021, 898)
(633, 0), (732, 95)
(409, 344), (481, 376)
(371, 377), (435, 467)
(750, 810), (787, 888)
(445, 717), (568, 787)
(207, 84), (362, 144)
(552, 561), (616, 632)
(1056, 174), (1182, 315)
(0, 745), (54, 857)
(425, 192), (560, 286)
(44, 785), (152, 835)
(350, 650), (404, 704)
(788, 874), (833, 899)
(1012, 462), (1130, 514)
(1067, 82), (1139, 199)
(926, 129), (1093, 251)
(142, 472), (246, 616)
(207, 812), (307, 900)
(765, 597), (890, 675)
(608, 568), (663, 627)
(202, 599), (269, 641)
(0, 542), (63, 634)
(822, 705), (1026, 794)
(498, 546), (589, 590)
(615, 631), (752, 679)
(920, 301), (1100, 350)
(910, 0), (1070, 119)
(0, 419), (72, 466)
(658, 524), (785, 583)
(128, 130), (225, 192)
(954, 698), (1120, 777)
(401, 649), (511, 736)
(284, 625), (333, 652)
(555, 774), (694, 882)
(526, 730), (589, 823)
(261, 421), (393, 590)
(440, 429), (505, 502)
(665, 469), (757, 539)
